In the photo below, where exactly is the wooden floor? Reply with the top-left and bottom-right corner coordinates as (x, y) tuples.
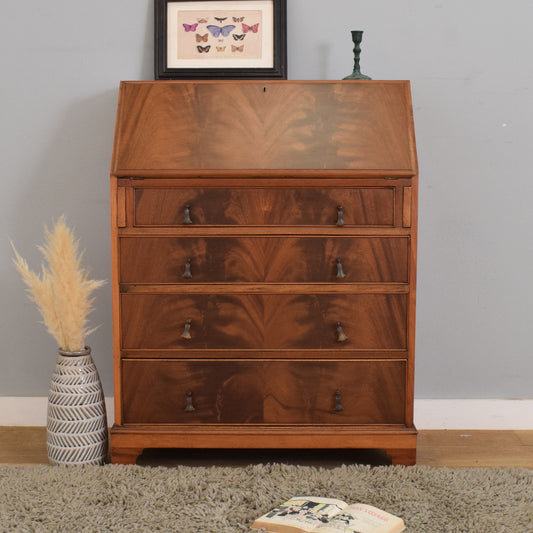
(1, 428), (532, 468)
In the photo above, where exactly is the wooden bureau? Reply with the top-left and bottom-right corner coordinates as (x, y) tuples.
(109, 80), (418, 465)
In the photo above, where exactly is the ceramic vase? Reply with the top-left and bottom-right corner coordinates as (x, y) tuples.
(46, 346), (108, 465)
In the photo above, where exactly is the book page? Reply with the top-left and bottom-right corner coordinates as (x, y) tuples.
(313, 504), (405, 533)
(251, 496), (347, 533)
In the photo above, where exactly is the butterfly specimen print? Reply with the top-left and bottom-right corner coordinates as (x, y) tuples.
(233, 16), (245, 22)
(231, 45), (244, 52)
(214, 17), (227, 22)
(183, 22), (199, 32)
(242, 23), (259, 33)
(196, 33), (208, 42)
(197, 45), (211, 53)
(206, 24), (235, 38)
(233, 34), (245, 41)
(216, 46), (226, 52)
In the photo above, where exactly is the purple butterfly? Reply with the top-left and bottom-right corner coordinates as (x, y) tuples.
(183, 23), (199, 32)
(206, 24), (235, 38)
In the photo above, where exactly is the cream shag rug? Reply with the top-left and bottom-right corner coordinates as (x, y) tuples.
(0, 464), (531, 532)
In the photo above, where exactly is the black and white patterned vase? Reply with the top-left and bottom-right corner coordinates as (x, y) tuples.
(47, 347), (108, 465)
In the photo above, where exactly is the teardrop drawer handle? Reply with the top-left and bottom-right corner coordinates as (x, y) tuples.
(336, 205), (345, 227)
(185, 391), (196, 412)
(334, 390), (344, 411)
(181, 319), (192, 339)
(183, 205), (193, 225)
(183, 258), (192, 279)
(336, 321), (348, 342)
(336, 257), (346, 279)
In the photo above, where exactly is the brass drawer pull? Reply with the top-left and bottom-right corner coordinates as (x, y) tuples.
(336, 205), (345, 227)
(185, 391), (196, 412)
(183, 258), (192, 279)
(334, 390), (344, 411)
(336, 257), (346, 279)
(183, 205), (193, 224)
(181, 319), (192, 339)
(336, 321), (348, 342)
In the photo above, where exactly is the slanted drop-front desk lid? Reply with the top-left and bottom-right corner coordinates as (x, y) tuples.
(111, 80), (417, 175)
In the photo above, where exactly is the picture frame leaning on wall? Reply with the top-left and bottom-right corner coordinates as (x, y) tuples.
(155, 0), (287, 79)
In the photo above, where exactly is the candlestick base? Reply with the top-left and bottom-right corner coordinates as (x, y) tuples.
(343, 70), (372, 80)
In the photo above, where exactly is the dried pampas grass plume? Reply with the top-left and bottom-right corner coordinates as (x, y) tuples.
(11, 216), (105, 352)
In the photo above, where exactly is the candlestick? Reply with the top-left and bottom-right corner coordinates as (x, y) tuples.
(343, 30), (372, 80)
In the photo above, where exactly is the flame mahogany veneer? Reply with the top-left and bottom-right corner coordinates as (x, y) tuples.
(110, 81), (419, 465)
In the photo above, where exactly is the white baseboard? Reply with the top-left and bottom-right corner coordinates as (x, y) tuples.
(0, 397), (532, 429)
(414, 399), (533, 430)
(0, 397), (115, 427)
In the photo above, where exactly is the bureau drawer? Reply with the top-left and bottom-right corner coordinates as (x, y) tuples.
(121, 294), (407, 350)
(121, 359), (406, 425)
(133, 188), (395, 227)
(120, 237), (408, 283)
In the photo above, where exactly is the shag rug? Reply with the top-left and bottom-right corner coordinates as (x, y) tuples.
(0, 464), (531, 532)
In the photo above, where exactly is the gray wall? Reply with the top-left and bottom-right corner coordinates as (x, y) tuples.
(1, 1), (531, 399)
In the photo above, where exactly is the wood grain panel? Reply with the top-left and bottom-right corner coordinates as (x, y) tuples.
(117, 186), (126, 227)
(120, 294), (407, 350)
(119, 237), (409, 283)
(121, 360), (406, 425)
(133, 187), (395, 227)
(112, 81), (416, 172)
(403, 187), (412, 227)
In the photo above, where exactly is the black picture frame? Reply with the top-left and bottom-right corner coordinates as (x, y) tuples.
(155, 0), (287, 79)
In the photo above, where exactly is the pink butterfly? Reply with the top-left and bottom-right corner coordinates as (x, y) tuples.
(183, 23), (199, 32)
(242, 23), (259, 33)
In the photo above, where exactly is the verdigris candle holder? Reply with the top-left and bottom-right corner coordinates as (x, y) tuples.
(343, 30), (372, 80)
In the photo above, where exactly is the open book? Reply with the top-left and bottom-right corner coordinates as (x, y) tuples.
(251, 496), (405, 533)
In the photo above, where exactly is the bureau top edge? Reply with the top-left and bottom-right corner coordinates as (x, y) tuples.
(110, 169), (417, 179)
(119, 79), (413, 86)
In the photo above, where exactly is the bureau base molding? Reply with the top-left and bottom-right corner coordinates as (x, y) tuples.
(110, 424), (418, 466)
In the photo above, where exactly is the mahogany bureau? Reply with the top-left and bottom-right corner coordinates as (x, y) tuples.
(109, 80), (419, 465)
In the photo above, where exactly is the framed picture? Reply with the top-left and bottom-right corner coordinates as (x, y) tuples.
(155, 0), (287, 79)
